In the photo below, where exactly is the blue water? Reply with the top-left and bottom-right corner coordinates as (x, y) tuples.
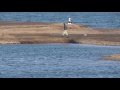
(0, 12), (120, 28)
(1, 12), (120, 78)
(0, 44), (120, 78)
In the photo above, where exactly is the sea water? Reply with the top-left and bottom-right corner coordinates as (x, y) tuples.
(0, 12), (120, 28)
(0, 44), (120, 78)
(0, 12), (120, 78)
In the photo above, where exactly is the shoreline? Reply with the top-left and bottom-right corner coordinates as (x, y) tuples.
(101, 54), (120, 61)
(1, 21), (120, 45)
(1, 21), (120, 60)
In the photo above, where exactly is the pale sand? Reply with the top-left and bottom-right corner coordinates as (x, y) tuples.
(101, 54), (120, 60)
(1, 21), (120, 45)
(1, 21), (120, 60)
(0, 21), (103, 44)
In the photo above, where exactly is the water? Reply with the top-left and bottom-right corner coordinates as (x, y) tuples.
(0, 44), (120, 78)
(1, 12), (120, 78)
(0, 12), (120, 28)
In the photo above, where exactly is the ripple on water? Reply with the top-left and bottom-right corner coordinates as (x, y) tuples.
(0, 44), (120, 78)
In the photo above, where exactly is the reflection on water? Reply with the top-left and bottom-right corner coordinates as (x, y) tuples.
(0, 44), (120, 78)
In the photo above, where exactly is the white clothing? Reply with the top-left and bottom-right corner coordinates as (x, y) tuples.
(62, 30), (68, 36)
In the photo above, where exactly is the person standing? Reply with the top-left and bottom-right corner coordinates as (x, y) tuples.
(62, 23), (68, 37)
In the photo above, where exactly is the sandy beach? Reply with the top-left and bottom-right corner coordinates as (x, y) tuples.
(0, 21), (120, 60)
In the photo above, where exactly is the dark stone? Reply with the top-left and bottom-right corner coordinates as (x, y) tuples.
(68, 39), (78, 43)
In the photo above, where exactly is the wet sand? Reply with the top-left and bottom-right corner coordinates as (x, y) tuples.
(101, 54), (120, 61)
(0, 21), (120, 60)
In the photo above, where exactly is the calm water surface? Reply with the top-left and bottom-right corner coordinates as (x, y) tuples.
(0, 12), (120, 28)
(0, 44), (120, 78)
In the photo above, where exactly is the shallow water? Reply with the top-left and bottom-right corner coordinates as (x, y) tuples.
(0, 44), (120, 78)
(0, 12), (120, 28)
